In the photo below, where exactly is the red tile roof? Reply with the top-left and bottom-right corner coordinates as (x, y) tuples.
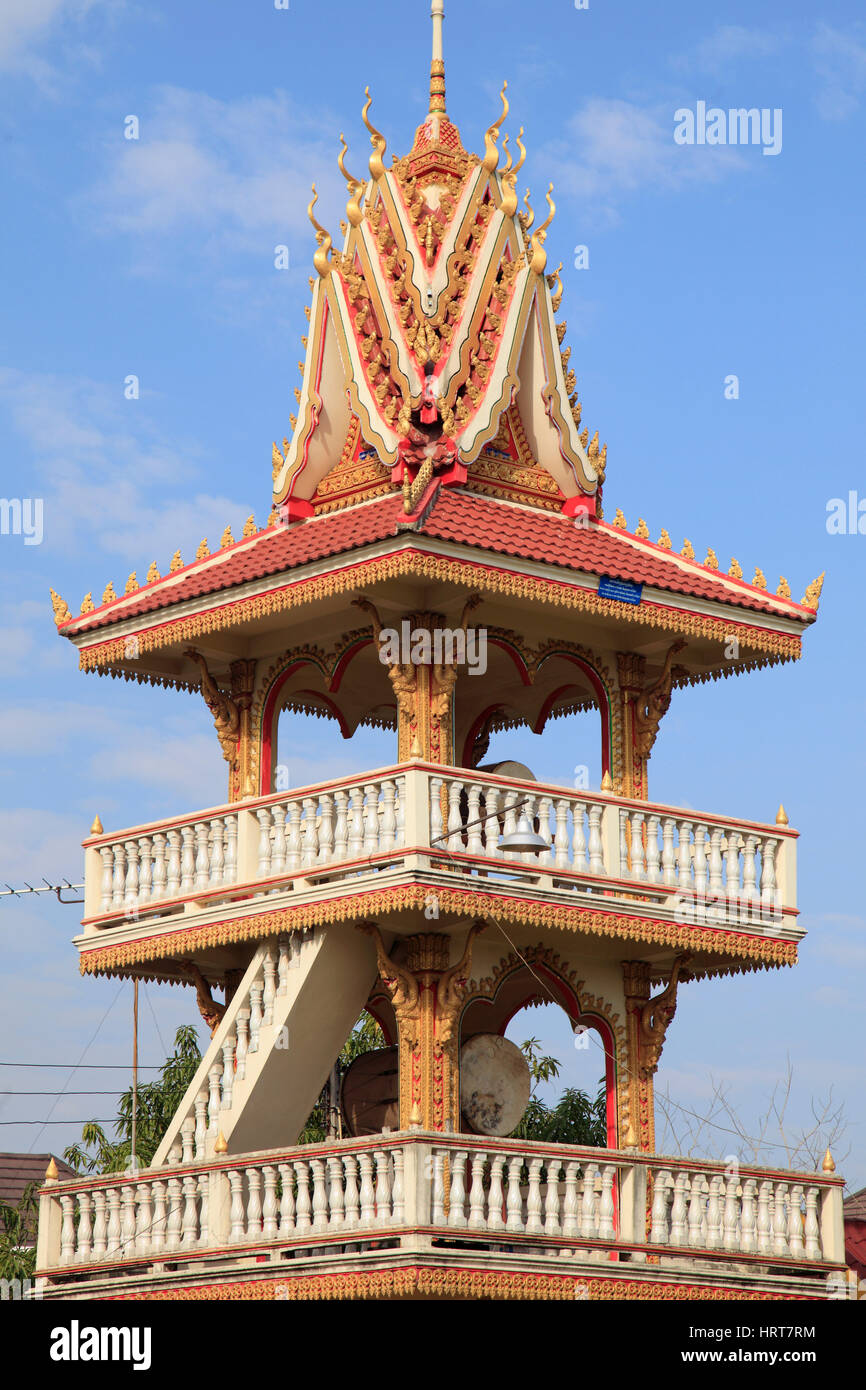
(63, 486), (811, 639)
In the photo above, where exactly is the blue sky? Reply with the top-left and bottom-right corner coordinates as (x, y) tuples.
(0, 0), (864, 1186)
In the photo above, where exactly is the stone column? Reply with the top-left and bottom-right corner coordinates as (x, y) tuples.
(622, 960), (655, 1153)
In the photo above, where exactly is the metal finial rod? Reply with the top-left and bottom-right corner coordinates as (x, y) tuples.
(429, 0), (446, 116)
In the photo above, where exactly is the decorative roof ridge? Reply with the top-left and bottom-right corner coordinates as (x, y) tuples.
(594, 518), (815, 619)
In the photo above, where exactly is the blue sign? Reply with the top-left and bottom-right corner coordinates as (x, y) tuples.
(598, 575), (643, 605)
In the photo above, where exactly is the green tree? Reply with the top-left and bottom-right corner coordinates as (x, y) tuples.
(0, 1182), (39, 1282)
(298, 1012), (385, 1144)
(63, 1024), (202, 1175)
(511, 1037), (606, 1146)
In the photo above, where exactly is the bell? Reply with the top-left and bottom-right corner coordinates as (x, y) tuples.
(498, 811), (549, 855)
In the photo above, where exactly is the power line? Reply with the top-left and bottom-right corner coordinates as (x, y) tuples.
(0, 1120), (115, 1127)
(0, 1062), (161, 1070)
(0, 1090), (126, 1096)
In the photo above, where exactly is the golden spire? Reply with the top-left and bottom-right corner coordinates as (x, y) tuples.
(215, 1131), (228, 1155)
(822, 1147), (835, 1174)
(49, 588), (71, 626)
(362, 87), (387, 180)
(45, 1156), (59, 1181)
(429, 0), (446, 116)
(776, 804), (789, 826)
(802, 572), (825, 609)
(483, 82), (508, 173)
(90, 814), (103, 835)
(338, 133), (365, 228)
(528, 184), (555, 275)
(307, 186), (333, 278)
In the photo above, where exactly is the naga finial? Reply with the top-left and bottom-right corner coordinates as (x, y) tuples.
(482, 80), (508, 173)
(362, 87), (387, 180)
(529, 183), (555, 274)
(520, 186), (534, 231)
(307, 185), (332, 278)
(338, 133), (365, 228)
(499, 126), (524, 219)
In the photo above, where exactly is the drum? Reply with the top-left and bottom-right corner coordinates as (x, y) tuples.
(460, 1033), (532, 1136)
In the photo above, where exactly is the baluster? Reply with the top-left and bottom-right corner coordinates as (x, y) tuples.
(343, 1156), (360, 1228)
(135, 1182), (152, 1255)
(166, 829), (181, 896)
(106, 1187), (122, 1257)
(224, 815), (238, 884)
(693, 824), (709, 899)
(111, 843), (126, 909)
(740, 1179), (757, 1253)
(228, 1171), (245, 1242)
(432, 1152), (446, 1225)
(208, 1062), (223, 1130)
(804, 1187), (820, 1259)
(181, 1115), (195, 1164)
(235, 1013), (249, 1083)
(391, 1148), (404, 1225)
(92, 1190), (107, 1260)
(487, 1157), (505, 1232)
(331, 789), (349, 861)
(598, 1165), (616, 1240)
(562, 1161), (580, 1239)
(446, 781), (463, 851)
(761, 837), (778, 912)
(645, 815), (661, 884)
(262, 946), (277, 1027)
(270, 805), (287, 875)
(220, 1034), (235, 1111)
(687, 1175), (705, 1248)
(374, 1149), (392, 1224)
(544, 1158), (562, 1234)
(151, 1181), (166, 1254)
(619, 809), (629, 878)
(725, 830), (741, 904)
(580, 1162), (599, 1239)
(247, 1167), (263, 1240)
(286, 801), (302, 871)
(319, 792), (336, 863)
(468, 1153), (487, 1229)
(310, 1159), (329, 1231)
(256, 808), (272, 878)
(180, 826), (196, 893)
(348, 786), (365, 858)
(60, 1194), (76, 1264)
(99, 845), (113, 912)
(670, 1172), (688, 1246)
(483, 785), (501, 857)
(676, 821), (692, 890)
(124, 840), (139, 913)
(501, 791), (518, 855)
(505, 1156), (524, 1232)
(257, 1162), (278, 1239)
(394, 777), (405, 848)
(181, 1174), (198, 1246)
(661, 820), (677, 887)
(629, 811), (645, 880)
(328, 1157), (346, 1229)
(165, 1178), (182, 1252)
(722, 1174), (740, 1252)
(358, 785), (376, 857)
(557, 799), (574, 869)
(277, 936), (290, 994)
(248, 980), (264, 1051)
(209, 821), (224, 887)
(708, 826), (724, 895)
(788, 1184), (805, 1258)
(302, 797), (319, 867)
(706, 1175), (723, 1249)
(193, 821), (210, 890)
(429, 776), (444, 850)
(198, 1172), (209, 1248)
(650, 1170), (672, 1244)
(466, 783), (483, 856)
(587, 804), (604, 874)
(537, 796), (554, 867)
(77, 1191), (93, 1262)
(278, 1163), (295, 1233)
(772, 1182), (789, 1256)
(524, 1157), (544, 1233)
(448, 1152), (469, 1227)
(756, 1179), (773, 1254)
(138, 836), (153, 903)
(379, 781), (397, 852)
(121, 1185), (137, 1253)
(358, 1153), (376, 1225)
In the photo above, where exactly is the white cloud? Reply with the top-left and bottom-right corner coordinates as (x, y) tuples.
(0, 0), (114, 88)
(812, 22), (866, 120)
(673, 25), (786, 74)
(539, 98), (745, 222)
(0, 366), (254, 568)
(82, 85), (346, 267)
